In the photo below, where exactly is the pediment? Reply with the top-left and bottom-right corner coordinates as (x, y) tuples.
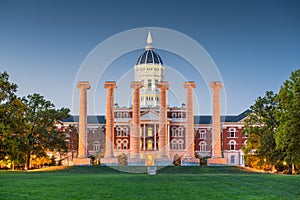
(140, 109), (159, 121)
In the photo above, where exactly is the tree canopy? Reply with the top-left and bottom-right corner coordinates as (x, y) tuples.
(244, 69), (300, 173)
(0, 71), (70, 169)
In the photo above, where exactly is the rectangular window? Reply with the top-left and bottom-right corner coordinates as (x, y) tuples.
(230, 128), (235, 138)
(178, 113), (183, 119)
(230, 155), (235, 165)
(148, 79), (151, 90)
(200, 130), (206, 139)
(172, 113), (176, 118)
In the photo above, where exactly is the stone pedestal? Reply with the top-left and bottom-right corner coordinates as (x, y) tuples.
(73, 158), (92, 166)
(100, 158), (118, 166)
(128, 158), (146, 166)
(207, 158), (227, 166)
(181, 157), (200, 166)
(154, 158), (172, 166)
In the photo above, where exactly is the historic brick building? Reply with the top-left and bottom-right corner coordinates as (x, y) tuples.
(62, 32), (249, 166)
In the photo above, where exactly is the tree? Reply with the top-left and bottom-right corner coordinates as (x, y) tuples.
(0, 71), (27, 169)
(243, 91), (282, 169)
(275, 69), (300, 172)
(22, 93), (70, 169)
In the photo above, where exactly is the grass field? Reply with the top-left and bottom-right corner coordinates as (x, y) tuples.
(0, 166), (299, 200)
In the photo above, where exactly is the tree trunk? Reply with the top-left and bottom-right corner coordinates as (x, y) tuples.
(292, 163), (295, 174)
(26, 152), (30, 170)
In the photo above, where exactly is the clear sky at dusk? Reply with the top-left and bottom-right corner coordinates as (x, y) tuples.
(0, 0), (299, 115)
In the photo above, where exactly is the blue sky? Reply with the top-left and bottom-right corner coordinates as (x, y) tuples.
(0, 0), (299, 115)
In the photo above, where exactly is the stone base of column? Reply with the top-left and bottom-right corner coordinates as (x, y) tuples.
(128, 158), (146, 166)
(181, 157), (200, 166)
(154, 158), (172, 166)
(73, 158), (92, 166)
(207, 157), (227, 166)
(100, 158), (118, 166)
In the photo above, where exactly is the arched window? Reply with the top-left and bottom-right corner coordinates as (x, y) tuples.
(178, 140), (184, 150)
(171, 139), (178, 150)
(172, 127), (177, 137)
(93, 141), (100, 152)
(123, 113), (128, 118)
(178, 127), (184, 137)
(117, 127), (122, 136)
(229, 140), (236, 151)
(200, 130), (206, 139)
(123, 140), (128, 150)
(148, 127), (153, 137)
(123, 127), (128, 137)
(117, 140), (122, 150)
(199, 141), (207, 152)
(147, 139), (153, 150)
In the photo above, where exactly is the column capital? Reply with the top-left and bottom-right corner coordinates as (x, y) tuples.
(104, 81), (117, 89)
(130, 81), (143, 89)
(184, 81), (196, 89)
(77, 81), (91, 90)
(157, 81), (169, 90)
(210, 81), (222, 90)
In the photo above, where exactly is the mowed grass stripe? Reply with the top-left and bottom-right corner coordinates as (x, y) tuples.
(0, 166), (299, 200)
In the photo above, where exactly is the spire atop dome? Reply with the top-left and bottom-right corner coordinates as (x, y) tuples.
(145, 31), (154, 50)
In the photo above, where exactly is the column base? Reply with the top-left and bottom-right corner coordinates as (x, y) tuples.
(181, 157), (200, 166)
(73, 158), (92, 166)
(207, 157), (227, 166)
(128, 158), (146, 166)
(154, 158), (172, 166)
(100, 157), (118, 166)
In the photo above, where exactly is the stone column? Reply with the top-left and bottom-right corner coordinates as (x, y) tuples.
(210, 81), (222, 158)
(130, 81), (143, 158)
(143, 124), (146, 151)
(157, 82), (169, 158)
(184, 81), (196, 158)
(77, 81), (90, 158)
(104, 81), (117, 158)
(154, 124), (157, 150)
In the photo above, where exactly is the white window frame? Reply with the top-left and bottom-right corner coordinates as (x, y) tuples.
(229, 128), (236, 138)
(200, 130), (206, 139)
(178, 127), (184, 137)
(171, 127), (177, 137)
(178, 139), (184, 150)
(93, 141), (100, 152)
(172, 113), (177, 119)
(229, 140), (236, 151)
(171, 139), (178, 150)
(199, 141), (207, 152)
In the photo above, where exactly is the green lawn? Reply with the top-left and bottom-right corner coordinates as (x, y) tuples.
(0, 166), (299, 200)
